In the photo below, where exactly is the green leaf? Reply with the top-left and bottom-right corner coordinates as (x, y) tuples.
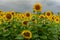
(15, 34), (23, 40)
(40, 35), (47, 39)
(33, 34), (39, 38)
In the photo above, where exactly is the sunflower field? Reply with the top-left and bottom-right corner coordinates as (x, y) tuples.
(0, 3), (60, 40)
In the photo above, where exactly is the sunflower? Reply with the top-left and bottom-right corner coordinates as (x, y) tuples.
(21, 14), (25, 19)
(25, 11), (32, 20)
(16, 14), (21, 20)
(2, 15), (6, 21)
(39, 14), (45, 18)
(33, 3), (42, 12)
(3, 27), (8, 32)
(54, 17), (60, 23)
(51, 15), (56, 21)
(25, 11), (32, 18)
(45, 10), (52, 18)
(22, 20), (28, 26)
(32, 18), (37, 23)
(21, 30), (32, 39)
(10, 11), (16, 16)
(5, 12), (13, 21)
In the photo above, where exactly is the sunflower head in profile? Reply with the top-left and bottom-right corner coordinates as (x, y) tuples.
(5, 13), (13, 21)
(39, 14), (45, 18)
(45, 10), (53, 18)
(54, 17), (60, 23)
(21, 30), (32, 39)
(33, 3), (42, 12)
(22, 20), (28, 26)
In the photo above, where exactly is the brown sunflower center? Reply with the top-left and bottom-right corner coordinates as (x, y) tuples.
(52, 17), (54, 20)
(12, 12), (14, 15)
(47, 12), (50, 16)
(35, 5), (40, 10)
(56, 19), (59, 21)
(23, 32), (30, 37)
(6, 14), (11, 19)
(0, 11), (2, 12)
(23, 21), (28, 25)
(40, 16), (44, 18)
(26, 13), (30, 17)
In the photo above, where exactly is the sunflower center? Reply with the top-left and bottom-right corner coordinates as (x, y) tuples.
(35, 5), (40, 10)
(52, 17), (54, 20)
(26, 13), (30, 17)
(23, 21), (28, 25)
(12, 12), (14, 15)
(56, 19), (58, 21)
(24, 32), (30, 37)
(6, 14), (11, 19)
(4, 27), (8, 30)
(41, 16), (44, 18)
(0, 11), (2, 12)
(47, 12), (50, 16)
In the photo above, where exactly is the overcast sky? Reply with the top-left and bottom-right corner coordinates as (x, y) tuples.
(0, 0), (60, 13)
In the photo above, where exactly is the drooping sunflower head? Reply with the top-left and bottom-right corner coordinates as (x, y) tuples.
(5, 13), (13, 21)
(22, 20), (28, 26)
(39, 14), (45, 18)
(33, 3), (42, 12)
(21, 30), (32, 39)
(45, 10), (52, 18)
(31, 18), (37, 23)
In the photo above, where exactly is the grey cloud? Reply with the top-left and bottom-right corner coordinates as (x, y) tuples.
(0, 0), (60, 13)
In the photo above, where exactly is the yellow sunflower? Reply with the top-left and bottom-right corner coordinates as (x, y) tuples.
(5, 12), (13, 21)
(45, 10), (52, 18)
(33, 3), (42, 12)
(21, 30), (32, 39)
(22, 20), (28, 26)
(16, 14), (21, 20)
(39, 14), (45, 18)
(54, 17), (60, 23)
(21, 14), (25, 19)
(2, 15), (6, 21)
(32, 18), (37, 23)
(25, 11), (32, 20)
(10, 11), (16, 16)
(51, 15), (56, 21)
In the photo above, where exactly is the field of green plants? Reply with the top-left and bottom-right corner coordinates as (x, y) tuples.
(0, 3), (60, 40)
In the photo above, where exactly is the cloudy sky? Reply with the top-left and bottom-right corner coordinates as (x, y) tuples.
(0, 0), (60, 13)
